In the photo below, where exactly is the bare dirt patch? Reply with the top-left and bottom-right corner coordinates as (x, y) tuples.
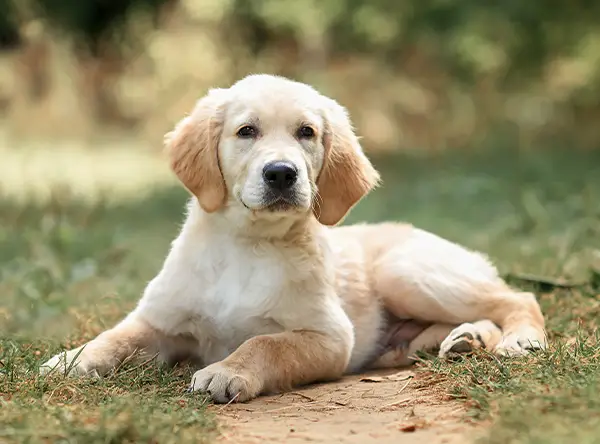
(211, 369), (481, 443)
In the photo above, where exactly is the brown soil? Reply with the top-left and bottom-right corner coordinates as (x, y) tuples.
(210, 369), (481, 443)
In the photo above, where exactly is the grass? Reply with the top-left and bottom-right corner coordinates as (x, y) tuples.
(1, 141), (600, 443)
(0, 186), (218, 443)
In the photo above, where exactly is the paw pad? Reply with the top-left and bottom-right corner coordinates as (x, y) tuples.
(448, 339), (474, 354)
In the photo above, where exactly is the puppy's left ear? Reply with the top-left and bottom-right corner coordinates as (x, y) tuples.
(316, 98), (381, 226)
(164, 88), (228, 212)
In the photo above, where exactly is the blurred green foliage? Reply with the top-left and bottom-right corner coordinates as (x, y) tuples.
(0, 0), (20, 48)
(225, 0), (600, 102)
(1, 0), (171, 54)
(2, 0), (600, 81)
(2, 0), (600, 149)
(29, 0), (172, 56)
(230, 0), (600, 80)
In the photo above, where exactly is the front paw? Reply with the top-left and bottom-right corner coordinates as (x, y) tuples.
(39, 348), (99, 378)
(188, 362), (261, 404)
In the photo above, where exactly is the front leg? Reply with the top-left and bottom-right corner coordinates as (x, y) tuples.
(189, 330), (351, 403)
(40, 316), (160, 377)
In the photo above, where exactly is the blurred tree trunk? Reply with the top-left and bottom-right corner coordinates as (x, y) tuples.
(75, 48), (130, 127)
(15, 22), (50, 102)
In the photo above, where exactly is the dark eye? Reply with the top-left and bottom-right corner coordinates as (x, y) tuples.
(297, 126), (315, 139)
(237, 125), (257, 138)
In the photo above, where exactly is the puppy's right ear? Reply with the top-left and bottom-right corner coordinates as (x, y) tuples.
(164, 88), (228, 213)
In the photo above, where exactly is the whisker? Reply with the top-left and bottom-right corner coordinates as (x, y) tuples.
(311, 186), (323, 219)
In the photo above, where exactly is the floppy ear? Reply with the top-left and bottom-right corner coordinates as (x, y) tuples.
(164, 88), (228, 213)
(315, 99), (381, 226)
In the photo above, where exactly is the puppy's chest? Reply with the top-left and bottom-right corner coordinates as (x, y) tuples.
(184, 244), (311, 341)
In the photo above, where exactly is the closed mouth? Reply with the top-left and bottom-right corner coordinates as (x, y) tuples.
(239, 191), (302, 212)
(266, 198), (295, 211)
(264, 196), (298, 211)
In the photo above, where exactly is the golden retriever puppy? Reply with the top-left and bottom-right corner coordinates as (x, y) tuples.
(41, 74), (547, 403)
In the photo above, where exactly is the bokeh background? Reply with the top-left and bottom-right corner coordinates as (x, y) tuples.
(3, 0), (600, 150)
(2, 2), (600, 441)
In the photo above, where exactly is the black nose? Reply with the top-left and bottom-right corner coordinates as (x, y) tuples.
(262, 161), (298, 191)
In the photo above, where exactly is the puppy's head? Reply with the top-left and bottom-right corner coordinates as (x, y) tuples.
(166, 74), (380, 226)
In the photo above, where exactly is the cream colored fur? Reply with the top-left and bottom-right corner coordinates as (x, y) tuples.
(41, 74), (547, 403)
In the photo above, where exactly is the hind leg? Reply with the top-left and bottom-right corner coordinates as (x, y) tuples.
(370, 320), (503, 368)
(370, 323), (455, 369)
(373, 228), (547, 358)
